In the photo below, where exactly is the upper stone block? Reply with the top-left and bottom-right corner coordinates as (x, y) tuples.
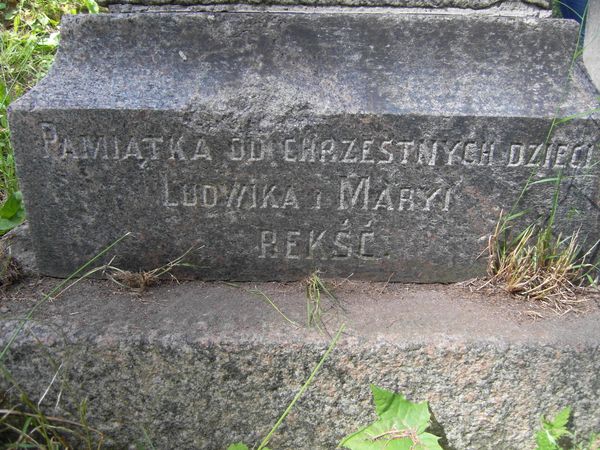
(8, 12), (600, 281)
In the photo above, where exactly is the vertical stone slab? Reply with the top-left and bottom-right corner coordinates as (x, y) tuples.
(8, 12), (600, 281)
(584, 0), (600, 91)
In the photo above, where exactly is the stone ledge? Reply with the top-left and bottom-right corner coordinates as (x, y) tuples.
(106, 4), (554, 18)
(1, 279), (600, 448)
(99, 0), (551, 11)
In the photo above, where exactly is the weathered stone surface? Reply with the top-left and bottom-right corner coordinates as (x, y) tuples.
(2, 223), (38, 276)
(8, 12), (600, 281)
(98, 0), (551, 10)
(2, 280), (600, 449)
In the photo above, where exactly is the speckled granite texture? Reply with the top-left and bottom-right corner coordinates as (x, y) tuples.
(2, 280), (600, 449)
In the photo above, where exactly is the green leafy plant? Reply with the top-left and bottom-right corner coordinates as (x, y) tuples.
(340, 385), (443, 450)
(534, 406), (600, 450)
(0, 190), (25, 235)
(536, 407), (572, 450)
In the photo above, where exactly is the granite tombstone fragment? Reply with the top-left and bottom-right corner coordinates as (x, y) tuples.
(8, 10), (600, 281)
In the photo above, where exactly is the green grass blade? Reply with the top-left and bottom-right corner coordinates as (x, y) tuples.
(256, 324), (345, 450)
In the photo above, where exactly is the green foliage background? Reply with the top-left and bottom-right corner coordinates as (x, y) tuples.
(0, 0), (99, 203)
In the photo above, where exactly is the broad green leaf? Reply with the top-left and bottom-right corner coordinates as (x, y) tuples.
(401, 401), (430, 433)
(535, 429), (558, 450)
(342, 387), (441, 450)
(551, 407), (571, 429)
(227, 444), (249, 450)
(0, 191), (23, 219)
(370, 385), (430, 433)
(341, 421), (442, 450)
(415, 432), (444, 450)
(83, 0), (100, 14)
(0, 192), (25, 233)
(340, 418), (415, 450)
(371, 385), (398, 418)
(540, 413), (569, 440)
(535, 407), (572, 450)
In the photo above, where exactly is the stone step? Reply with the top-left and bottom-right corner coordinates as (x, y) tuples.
(1, 279), (600, 448)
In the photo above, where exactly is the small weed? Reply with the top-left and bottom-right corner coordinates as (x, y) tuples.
(485, 0), (599, 309)
(535, 406), (600, 450)
(339, 385), (443, 450)
(487, 213), (597, 307)
(305, 271), (337, 333)
(536, 407), (572, 450)
(134, 426), (157, 450)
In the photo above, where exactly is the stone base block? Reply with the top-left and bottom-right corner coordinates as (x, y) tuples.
(1, 280), (600, 449)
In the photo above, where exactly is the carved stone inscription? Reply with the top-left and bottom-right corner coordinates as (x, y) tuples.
(37, 123), (599, 267)
(40, 123), (596, 170)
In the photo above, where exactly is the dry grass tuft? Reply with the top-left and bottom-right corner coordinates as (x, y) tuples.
(105, 247), (197, 294)
(305, 271), (338, 334)
(108, 269), (159, 293)
(486, 210), (599, 312)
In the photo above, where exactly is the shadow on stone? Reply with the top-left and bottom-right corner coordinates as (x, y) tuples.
(429, 409), (456, 450)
